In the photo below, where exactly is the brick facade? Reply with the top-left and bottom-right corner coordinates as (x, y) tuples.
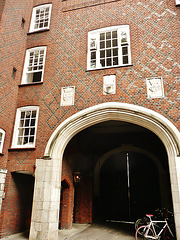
(0, 0), (179, 238)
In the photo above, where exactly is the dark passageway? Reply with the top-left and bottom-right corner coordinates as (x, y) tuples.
(63, 120), (173, 225)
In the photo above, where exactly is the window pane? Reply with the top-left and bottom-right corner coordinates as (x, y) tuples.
(21, 111), (25, 119)
(100, 41), (105, 49)
(113, 57), (118, 65)
(26, 111), (31, 118)
(106, 58), (112, 66)
(25, 119), (30, 126)
(123, 56), (128, 64)
(90, 60), (96, 68)
(100, 33), (105, 40)
(33, 72), (42, 82)
(113, 48), (118, 56)
(30, 119), (36, 126)
(18, 137), (23, 145)
(44, 22), (48, 27)
(106, 49), (111, 57)
(106, 40), (111, 48)
(91, 51), (96, 60)
(18, 128), (24, 137)
(106, 32), (111, 39)
(122, 46), (128, 55)
(30, 128), (35, 135)
(25, 128), (30, 136)
(112, 39), (117, 47)
(24, 137), (28, 144)
(19, 120), (24, 127)
(112, 31), (117, 38)
(100, 50), (105, 58)
(29, 136), (34, 143)
(28, 67), (32, 71)
(32, 111), (36, 118)
(100, 59), (105, 67)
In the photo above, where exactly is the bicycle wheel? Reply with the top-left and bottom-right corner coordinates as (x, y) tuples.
(135, 219), (144, 230)
(163, 227), (175, 240)
(135, 225), (154, 240)
(135, 218), (147, 231)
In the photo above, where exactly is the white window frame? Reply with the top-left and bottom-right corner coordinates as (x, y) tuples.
(175, 0), (180, 5)
(29, 4), (52, 33)
(0, 129), (5, 153)
(87, 25), (131, 70)
(12, 106), (39, 148)
(21, 46), (47, 84)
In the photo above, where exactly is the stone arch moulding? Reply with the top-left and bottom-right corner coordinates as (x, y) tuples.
(30, 102), (180, 240)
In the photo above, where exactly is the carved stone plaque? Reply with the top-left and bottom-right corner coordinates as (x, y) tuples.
(61, 86), (75, 106)
(103, 75), (116, 95)
(146, 77), (164, 98)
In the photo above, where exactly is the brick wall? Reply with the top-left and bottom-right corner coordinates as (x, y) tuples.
(74, 175), (93, 224)
(0, 0), (33, 169)
(0, 0), (5, 22)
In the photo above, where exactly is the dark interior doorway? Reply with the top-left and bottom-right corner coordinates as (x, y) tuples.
(99, 151), (160, 222)
(59, 179), (70, 229)
(11, 172), (34, 232)
(63, 120), (173, 225)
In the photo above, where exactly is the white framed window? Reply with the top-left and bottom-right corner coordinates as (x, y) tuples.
(29, 4), (52, 33)
(0, 129), (5, 153)
(87, 25), (131, 70)
(21, 46), (47, 84)
(12, 106), (39, 148)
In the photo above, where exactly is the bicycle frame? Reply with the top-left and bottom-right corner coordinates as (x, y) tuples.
(144, 218), (174, 239)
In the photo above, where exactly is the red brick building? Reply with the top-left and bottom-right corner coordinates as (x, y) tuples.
(0, 0), (180, 239)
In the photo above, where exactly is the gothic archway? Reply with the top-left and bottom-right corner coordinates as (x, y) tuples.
(30, 103), (180, 240)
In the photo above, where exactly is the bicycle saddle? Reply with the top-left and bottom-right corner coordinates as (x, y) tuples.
(146, 214), (154, 217)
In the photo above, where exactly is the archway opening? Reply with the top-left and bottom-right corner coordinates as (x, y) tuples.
(11, 172), (34, 233)
(62, 120), (173, 225)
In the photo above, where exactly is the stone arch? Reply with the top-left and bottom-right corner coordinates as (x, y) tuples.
(30, 103), (180, 240)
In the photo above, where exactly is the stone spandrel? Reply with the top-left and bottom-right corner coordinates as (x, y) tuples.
(146, 77), (164, 99)
(103, 75), (116, 95)
(61, 86), (75, 106)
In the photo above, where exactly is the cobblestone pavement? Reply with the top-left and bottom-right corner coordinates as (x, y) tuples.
(1, 222), (135, 240)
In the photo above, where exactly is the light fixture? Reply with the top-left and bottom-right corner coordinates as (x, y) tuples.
(74, 172), (81, 184)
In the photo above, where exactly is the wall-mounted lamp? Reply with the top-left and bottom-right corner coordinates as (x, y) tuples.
(74, 172), (81, 184)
